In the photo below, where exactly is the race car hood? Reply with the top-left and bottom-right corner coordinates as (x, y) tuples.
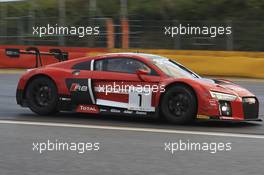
(164, 76), (254, 97)
(197, 78), (254, 97)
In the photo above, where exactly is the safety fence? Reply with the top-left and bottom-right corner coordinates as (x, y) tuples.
(0, 16), (264, 51)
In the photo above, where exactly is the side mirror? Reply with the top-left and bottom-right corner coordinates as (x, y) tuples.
(136, 69), (150, 81)
(136, 69), (150, 75)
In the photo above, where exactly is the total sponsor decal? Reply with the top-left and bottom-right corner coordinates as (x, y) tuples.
(76, 105), (99, 114)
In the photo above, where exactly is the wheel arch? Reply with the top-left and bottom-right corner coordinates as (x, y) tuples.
(23, 74), (57, 100)
(159, 81), (199, 115)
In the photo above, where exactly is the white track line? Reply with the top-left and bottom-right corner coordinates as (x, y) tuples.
(0, 120), (263, 139)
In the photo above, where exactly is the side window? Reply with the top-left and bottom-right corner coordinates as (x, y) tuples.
(94, 58), (157, 75)
(72, 61), (91, 70)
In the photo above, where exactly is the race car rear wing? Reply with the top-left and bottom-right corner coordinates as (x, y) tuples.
(5, 47), (68, 68)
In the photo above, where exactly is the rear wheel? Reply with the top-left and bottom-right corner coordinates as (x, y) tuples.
(161, 85), (197, 124)
(26, 77), (58, 115)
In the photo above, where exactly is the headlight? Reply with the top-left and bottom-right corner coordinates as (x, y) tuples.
(210, 91), (237, 101)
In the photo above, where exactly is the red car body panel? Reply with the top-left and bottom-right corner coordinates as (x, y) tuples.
(16, 53), (260, 121)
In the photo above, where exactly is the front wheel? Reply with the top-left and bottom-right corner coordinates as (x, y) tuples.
(26, 77), (59, 115)
(161, 85), (197, 124)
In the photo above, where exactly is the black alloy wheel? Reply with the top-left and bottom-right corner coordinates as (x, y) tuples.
(26, 77), (58, 115)
(161, 85), (197, 124)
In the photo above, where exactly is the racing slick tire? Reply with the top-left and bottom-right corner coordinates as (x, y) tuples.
(161, 85), (197, 124)
(26, 77), (59, 115)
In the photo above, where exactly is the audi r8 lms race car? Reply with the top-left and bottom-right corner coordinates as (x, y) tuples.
(14, 51), (260, 124)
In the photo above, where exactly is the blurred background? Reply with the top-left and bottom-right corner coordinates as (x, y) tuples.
(0, 0), (264, 51)
(0, 0), (264, 78)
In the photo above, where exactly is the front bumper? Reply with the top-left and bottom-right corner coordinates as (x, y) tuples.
(198, 96), (260, 121)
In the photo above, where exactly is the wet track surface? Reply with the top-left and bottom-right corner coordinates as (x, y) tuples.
(0, 74), (264, 175)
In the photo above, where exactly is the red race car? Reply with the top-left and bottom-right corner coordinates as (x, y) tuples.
(11, 48), (260, 124)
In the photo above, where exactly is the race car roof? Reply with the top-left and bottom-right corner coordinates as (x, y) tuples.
(103, 52), (168, 60)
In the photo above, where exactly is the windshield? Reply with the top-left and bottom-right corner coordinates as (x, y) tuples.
(152, 58), (200, 79)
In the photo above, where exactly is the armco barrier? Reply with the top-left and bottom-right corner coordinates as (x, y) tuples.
(0, 45), (107, 68)
(111, 49), (264, 78)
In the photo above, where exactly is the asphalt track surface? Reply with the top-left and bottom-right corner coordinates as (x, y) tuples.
(0, 73), (264, 175)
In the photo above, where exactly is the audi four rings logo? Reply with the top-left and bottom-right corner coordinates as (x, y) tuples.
(70, 83), (88, 92)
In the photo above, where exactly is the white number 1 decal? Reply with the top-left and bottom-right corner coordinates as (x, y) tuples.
(128, 91), (155, 112)
(138, 94), (142, 107)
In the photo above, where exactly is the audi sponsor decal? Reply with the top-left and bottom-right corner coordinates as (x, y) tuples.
(70, 83), (88, 92)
